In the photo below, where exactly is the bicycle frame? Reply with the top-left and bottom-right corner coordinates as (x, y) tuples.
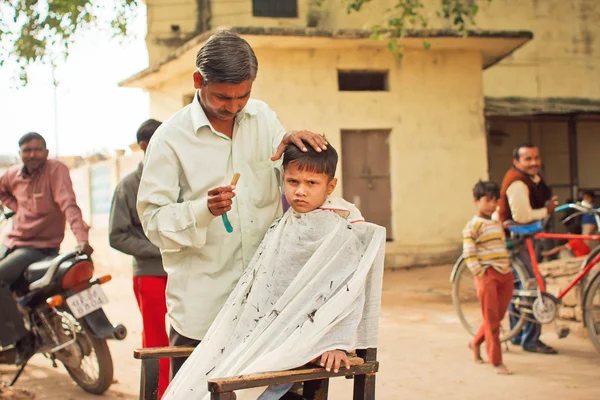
(526, 232), (600, 298)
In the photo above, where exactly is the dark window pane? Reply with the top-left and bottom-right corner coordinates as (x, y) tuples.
(252, 0), (298, 18)
(338, 70), (389, 91)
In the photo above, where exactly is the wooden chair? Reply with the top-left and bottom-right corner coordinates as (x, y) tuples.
(134, 346), (378, 400)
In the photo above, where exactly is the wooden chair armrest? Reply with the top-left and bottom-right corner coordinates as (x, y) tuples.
(134, 346), (196, 360)
(208, 357), (379, 393)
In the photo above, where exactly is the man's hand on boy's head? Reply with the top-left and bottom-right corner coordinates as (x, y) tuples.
(312, 350), (350, 373)
(207, 185), (236, 216)
(271, 130), (328, 161)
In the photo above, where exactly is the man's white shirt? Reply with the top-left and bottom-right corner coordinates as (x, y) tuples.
(137, 92), (285, 339)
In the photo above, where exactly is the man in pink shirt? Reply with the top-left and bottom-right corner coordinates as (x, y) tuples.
(0, 132), (91, 363)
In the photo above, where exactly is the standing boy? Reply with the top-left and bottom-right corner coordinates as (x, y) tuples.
(463, 180), (514, 375)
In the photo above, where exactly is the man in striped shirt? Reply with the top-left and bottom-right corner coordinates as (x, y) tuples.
(462, 181), (513, 375)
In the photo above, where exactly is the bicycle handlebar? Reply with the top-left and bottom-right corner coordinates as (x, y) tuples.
(555, 203), (600, 229)
(555, 203), (598, 215)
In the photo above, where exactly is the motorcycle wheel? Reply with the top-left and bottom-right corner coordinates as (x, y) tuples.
(62, 328), (114, 395)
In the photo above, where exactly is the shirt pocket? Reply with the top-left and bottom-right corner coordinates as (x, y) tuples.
(33, 192), (55, 215)
(246, 160), (279, 209)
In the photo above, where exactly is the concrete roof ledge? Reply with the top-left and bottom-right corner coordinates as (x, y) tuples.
(486, 96), (600, 116)
(120, 27), (533, 89)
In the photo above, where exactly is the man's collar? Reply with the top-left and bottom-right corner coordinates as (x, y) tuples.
(190, 90), (258, 134)
(18, 162), (46, 178)
(190, 91), (211, 132)
(512, 166), (541, 183)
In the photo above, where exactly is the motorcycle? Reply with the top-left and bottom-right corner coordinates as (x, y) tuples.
(0, 205), (127, 394)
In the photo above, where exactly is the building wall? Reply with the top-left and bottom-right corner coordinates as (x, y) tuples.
(146, 45), (488, 266)
(208, 0), (395, 30)
(477, 0), (600, 100)
(577, 117), (600, 189)
(146, 0), (200, 64)
(145, 0), (600, 101)
(148, 74), (194, 121)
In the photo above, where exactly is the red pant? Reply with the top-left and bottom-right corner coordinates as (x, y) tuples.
(473, 268), (514, 366)
(133, 276), (170, 398)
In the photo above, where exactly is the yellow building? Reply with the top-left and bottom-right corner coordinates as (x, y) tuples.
(121, 0), (600, 267)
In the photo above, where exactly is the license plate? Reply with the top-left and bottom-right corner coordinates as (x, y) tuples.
(66, 285), (109, 318)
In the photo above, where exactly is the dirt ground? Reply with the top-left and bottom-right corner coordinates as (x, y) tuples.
(2, 264), (599, 400)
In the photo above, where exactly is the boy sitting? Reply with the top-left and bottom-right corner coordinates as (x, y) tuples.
(541, 221), (590, 260)
(462, 181), (513, 375)
(163, 141), (385, 399)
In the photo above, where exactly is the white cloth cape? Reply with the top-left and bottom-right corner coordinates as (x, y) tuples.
(163, 198), (386, 400)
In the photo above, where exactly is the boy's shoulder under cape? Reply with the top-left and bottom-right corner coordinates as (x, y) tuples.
(318, 197), (365, 224)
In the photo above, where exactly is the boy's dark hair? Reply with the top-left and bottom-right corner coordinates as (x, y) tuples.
(19, 132), (46, 149)
(136, 119), (162, 144)
(565, 219), (582, 235)
(473, 180), (501, 200)
(582, 190), (595, 200)
(282, 140), (338, 179)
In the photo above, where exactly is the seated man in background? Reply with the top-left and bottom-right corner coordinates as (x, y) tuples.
(0, 132), (91, 364)
(580, 190), (599, 249)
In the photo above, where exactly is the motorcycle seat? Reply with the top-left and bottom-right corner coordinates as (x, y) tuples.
(25, 257), (57, 283)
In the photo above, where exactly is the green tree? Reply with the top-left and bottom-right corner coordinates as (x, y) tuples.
(0, 0), (140, 83)
(327, 0), (494, 55)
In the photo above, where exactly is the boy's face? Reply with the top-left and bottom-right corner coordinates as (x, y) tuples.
(283, 163), (337, 213)
(475, 195), (498, 219)
(583, 194), (594, 204)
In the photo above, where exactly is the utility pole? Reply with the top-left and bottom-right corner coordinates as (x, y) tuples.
(51, 63), (59, 157)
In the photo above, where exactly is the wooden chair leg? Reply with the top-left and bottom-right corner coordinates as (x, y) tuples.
(353, 348), (377, 400)
(303, 379), (329, 400)
(140, 358), (160, 400)
(353, 373), (376, 400)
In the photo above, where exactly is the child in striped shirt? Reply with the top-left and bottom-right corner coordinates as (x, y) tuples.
(462, 180), (514, 375)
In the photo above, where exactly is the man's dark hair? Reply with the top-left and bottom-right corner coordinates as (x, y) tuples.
(473, 180), (501, 200)
(136, 119), (162, 144)
(283, 140), (338, 180)
(18, 132), (46, 149)
(512, 143), (538, 161)
(196, 30), (258, 84)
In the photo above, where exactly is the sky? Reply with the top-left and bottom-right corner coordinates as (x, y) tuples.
(0, 5), (150, 158)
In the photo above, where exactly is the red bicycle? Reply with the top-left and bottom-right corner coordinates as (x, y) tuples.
(452, 203), (600, 352)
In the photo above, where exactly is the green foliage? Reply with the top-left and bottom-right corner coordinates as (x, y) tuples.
(0, 0), (140, 84)
(341, 0), (493, 58)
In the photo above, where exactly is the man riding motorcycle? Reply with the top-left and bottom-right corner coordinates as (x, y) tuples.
(0, 132), (93, 365)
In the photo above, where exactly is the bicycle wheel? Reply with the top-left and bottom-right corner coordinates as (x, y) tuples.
(579, 245), (600, 301)
(583, 270), (600, 353)
(452, 256), (527, 342)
